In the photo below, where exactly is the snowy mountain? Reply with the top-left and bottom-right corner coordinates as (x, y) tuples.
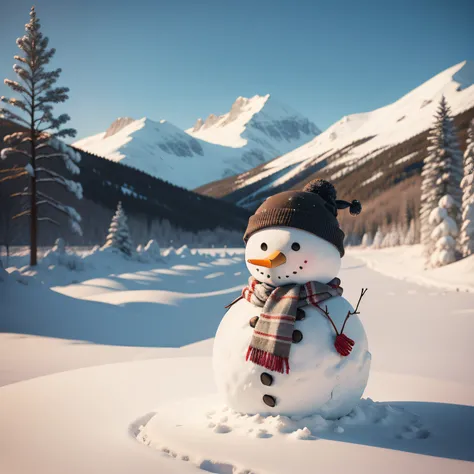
(187, 94), (320, 156)
(197, 61), (474, 216)
(73, 96), (320, 189)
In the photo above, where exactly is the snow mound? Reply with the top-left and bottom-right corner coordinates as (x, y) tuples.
(137, 395), (429, 467)
(42, 238), (85, 271)
(176, 245), (192, 258)
(199, 398), (428, 440)
(136, 240), (162, 263)
(161, 247), (178, 259)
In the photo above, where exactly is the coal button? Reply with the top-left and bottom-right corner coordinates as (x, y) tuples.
(292, 330), (303, 343)
(263, 394), (276, 407)
(249, 316), (259, 328)
(296, 308), (306, 321)
(260, 372), (273, 386)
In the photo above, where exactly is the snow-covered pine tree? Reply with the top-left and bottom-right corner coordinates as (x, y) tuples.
(144, 239), (161, 261)
(420, 96), (463, 261)
(0, 7), (82, 265)
(381, 232), (391, 248)
(428, 195), (458, 267)
(103, 202), (133, 256)
(361, 232), (373, 248)
(459, 119), (474, 257)
(372, 229), (384, 249)
(404, 219), (416, 245)
(381, 224), (400, 248)
(391, 224), (401, 247)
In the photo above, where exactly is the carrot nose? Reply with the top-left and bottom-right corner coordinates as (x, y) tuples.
(247, 250), (286, 268)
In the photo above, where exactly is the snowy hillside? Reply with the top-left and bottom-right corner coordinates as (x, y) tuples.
(197, 61), (474, 209)
(73, 96), (319, 189)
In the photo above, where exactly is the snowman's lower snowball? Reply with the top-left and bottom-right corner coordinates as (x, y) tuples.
(213, 295), (371, 419)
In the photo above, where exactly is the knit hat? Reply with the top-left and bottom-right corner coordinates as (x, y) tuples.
(243, 179), (361, 257)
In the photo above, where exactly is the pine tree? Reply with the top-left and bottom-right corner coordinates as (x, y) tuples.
(372, 229), (384, 249)
(420, 96), (463, 261)
(0, 7), (82, 266)
(144, 239), (161, 261)
(459, 120), (474, 257)
(403, 219), (416, 245)
(428, 195), (458, 267)
(103, 202), (133, 256)
(361, 232), (373, 248)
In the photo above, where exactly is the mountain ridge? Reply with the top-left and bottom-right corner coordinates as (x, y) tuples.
(195, 61), (474, 238)
(73, 95), (320, 189)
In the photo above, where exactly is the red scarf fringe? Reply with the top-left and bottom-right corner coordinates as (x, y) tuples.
(246, 346), (290, 374)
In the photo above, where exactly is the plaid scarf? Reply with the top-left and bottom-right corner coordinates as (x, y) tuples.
(242, 276), (343, 374)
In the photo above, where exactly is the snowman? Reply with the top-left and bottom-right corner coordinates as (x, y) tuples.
(213, 179), (371, 419)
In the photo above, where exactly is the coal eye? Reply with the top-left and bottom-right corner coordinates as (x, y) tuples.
(291, 242), (300, 251)
(261, 243), (268, 251)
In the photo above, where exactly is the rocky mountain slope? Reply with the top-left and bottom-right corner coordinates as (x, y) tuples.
(73, 95), (319, 189)
(196, 61), (474, 236)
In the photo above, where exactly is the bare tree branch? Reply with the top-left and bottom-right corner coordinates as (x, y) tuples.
(12, 210), (30, 219)
(0, 171), (28, 183)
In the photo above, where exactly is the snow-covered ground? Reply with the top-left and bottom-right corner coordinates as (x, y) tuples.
(1, 247), (473, 473)
(348, 244), (474, 292)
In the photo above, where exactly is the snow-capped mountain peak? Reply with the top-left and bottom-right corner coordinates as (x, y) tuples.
(452, 60), (474, 91)
(192, 95), (270, 134)
(74, 95), (319, 189)
(103, 117), (135, 138)
(187, 94), (319, 150)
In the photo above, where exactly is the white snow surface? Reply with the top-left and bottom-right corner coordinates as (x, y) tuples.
(348, 244), (474, 292)
(1, 246), (474, 473)
(138, 395), (429, 449)
(235, 61), (474, 203)
(73, 95), (319, 189)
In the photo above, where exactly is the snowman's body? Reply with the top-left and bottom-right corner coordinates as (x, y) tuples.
(213, 226), (371, 419)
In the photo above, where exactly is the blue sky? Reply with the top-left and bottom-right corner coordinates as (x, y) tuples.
(1, 0), (473, 141)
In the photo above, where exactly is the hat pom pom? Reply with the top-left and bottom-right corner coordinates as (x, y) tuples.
(303, 179), (337, 204)
(350, 200), (362, 216)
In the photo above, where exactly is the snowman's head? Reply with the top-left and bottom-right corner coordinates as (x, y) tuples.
(245, 226), (341, 285)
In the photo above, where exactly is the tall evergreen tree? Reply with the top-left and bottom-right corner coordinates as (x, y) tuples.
(0, 7), (81, 266)
(103, 202), (133, 256)
(460, 120), (474, 257)
(420, 96), (463, 260)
